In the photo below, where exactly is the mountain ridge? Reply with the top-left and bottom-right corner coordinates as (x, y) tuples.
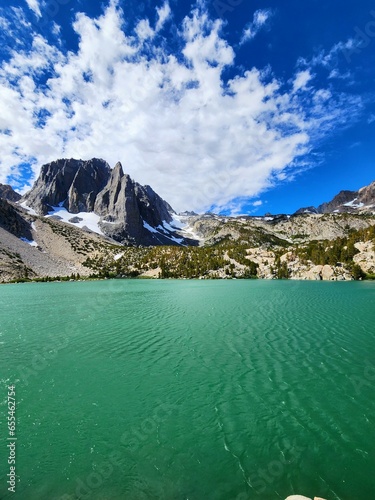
(15, 159), (375, 220)
(295, 181), (375, 215)
(1, 160), (374, 283)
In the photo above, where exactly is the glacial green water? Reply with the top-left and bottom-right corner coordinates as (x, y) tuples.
(0, 280), (374, 500)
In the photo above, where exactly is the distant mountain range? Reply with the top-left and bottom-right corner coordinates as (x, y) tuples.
(0, 158), (374, 283)
(295, 181), (375, 215)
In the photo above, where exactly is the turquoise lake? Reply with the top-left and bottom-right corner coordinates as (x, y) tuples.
(0, 280), (374, 500)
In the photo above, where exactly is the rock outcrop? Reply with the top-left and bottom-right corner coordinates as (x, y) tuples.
(0, 199), (32, 240)
(0, 184), (22, 202)
(293, 206), (319, 215)
(246, 247), (356, 281)
(358, 180), (375, 205)
(353, 240), (375, 274)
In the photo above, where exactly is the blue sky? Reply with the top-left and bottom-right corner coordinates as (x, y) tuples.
(0, 0), (374, 214)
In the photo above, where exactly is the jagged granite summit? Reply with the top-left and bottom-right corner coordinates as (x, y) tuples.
(21, 158), (189, 246)
(94, 161), (176, 244)
(22, 158), (111, 215)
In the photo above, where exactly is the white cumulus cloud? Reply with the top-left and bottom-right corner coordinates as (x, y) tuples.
(156, 1), (172, 32)
(240, 9), (273, 45)
(0, 1), (363, 213)
(293, 70), (313, 92)
(25, 0), (42, 18)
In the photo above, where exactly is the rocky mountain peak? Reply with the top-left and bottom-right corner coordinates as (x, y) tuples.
(22, 158), (111, 215)
(21, 158), (183, 246)
(318, 189), (358, 214)
(295, 180), (375, 215)
(0, 184), (22, 202)
(293, 206), (318, 215)
(113, 161), (124, 177)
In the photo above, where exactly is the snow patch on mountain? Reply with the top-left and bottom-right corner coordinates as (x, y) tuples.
(46, 206), (104, 235)
(343, 198), (364, 208)
(19, 201), (37, 216)
(143, 219), (185, 245)
(143, 221), (158, 234)
(20, 237), (38, 247)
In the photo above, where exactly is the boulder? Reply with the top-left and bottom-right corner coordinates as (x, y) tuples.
(285, 496), (312, 500)
(305, 265), (323, 280)
(321, 264), (334, 280)
(284, 496), (327, 500)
